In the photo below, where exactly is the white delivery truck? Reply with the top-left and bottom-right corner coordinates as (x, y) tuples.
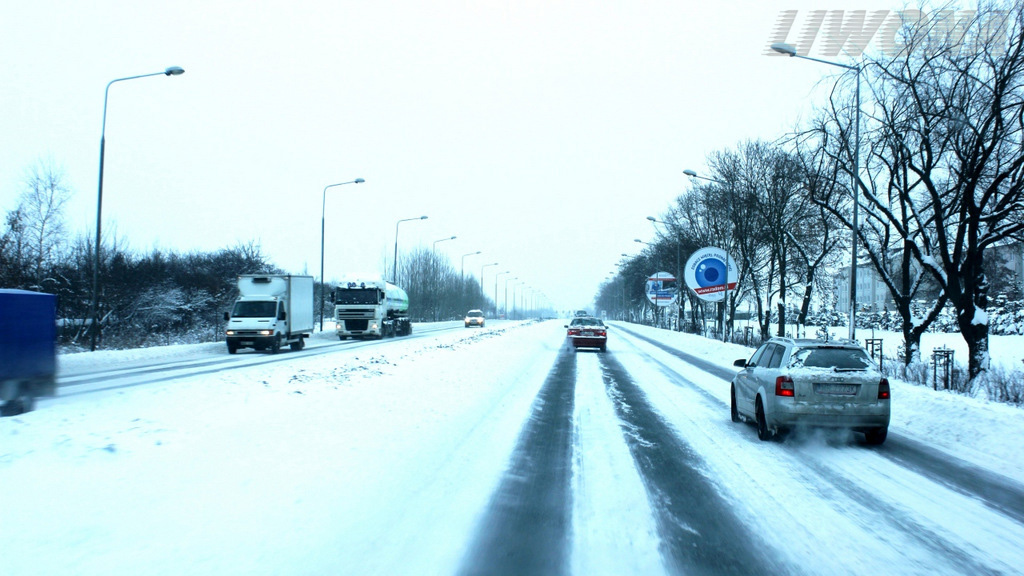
(224, 274), (314, 354)
(332, 276), (411, 340)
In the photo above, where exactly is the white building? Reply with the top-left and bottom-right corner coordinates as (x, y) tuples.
(835, 242), (1024, 313)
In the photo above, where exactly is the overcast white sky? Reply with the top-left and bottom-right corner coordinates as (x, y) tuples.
(1, 0), (890, 310)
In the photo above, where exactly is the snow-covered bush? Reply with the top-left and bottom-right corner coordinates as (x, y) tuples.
(984, 364), (1024, 406)
(888, 360), (930, 388)
(990, 299), (1024, 335)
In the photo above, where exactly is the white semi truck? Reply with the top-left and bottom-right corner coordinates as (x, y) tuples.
(332, 276), (411, 339)
(224, 274), (314, 354)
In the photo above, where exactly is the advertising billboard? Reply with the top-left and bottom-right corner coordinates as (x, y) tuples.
(684, 247), (737, 302)
(645, 272), (678, 307)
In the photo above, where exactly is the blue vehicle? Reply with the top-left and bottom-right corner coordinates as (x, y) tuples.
(0, 289), (58, 415)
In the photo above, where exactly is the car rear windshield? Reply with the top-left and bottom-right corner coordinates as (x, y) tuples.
(467, 311), (483, 317)
(791, 347), (874, 370)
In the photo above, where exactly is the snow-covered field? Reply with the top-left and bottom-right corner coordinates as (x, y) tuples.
(1, 320), (1022, 575)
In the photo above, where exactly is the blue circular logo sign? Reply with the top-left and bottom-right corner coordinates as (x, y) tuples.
(696, 260), (726, 287)
(684, 247), (738, 302)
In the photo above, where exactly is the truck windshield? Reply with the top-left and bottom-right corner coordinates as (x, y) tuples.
(232, 301), (278, 318)
(336, 289), (379, 305)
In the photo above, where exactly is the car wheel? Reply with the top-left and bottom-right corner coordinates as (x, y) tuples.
(756, 397), (774, 441)
(730, 385), (741, 423)
(227, 342), (238, 354)
(271, 335), (281, 354)
(864, 426), (888, 445)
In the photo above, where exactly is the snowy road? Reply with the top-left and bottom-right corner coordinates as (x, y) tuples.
(2, 320), (1023, 575)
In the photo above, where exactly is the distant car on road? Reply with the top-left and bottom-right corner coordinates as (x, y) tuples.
(565, 316), (607, 351)
(730, 337), (890, 444)
(573, 310), (589, 317)
(464, 309), (485, 328)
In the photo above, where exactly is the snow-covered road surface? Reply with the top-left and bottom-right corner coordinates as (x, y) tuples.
(2, 320), (1023, 575)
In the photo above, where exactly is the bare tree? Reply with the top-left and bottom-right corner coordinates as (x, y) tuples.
(857, 4), (1024, 381)
(19, 159), (71, 287)
(0, 208), (29, 287)
(787, 147), (846, 327)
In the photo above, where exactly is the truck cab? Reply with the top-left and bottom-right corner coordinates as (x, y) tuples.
(333, 278), (411, 339)
(224, 275), (314, 354)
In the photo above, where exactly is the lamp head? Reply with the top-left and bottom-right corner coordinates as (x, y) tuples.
(165, 66), (185, 76)
(683, 169), (697, 177)
(355, 178), (365, 183)
(771, 43), (797, 57)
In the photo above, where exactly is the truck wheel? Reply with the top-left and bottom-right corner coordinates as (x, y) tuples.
(0, 394), (34, 417)
(290, 339), (304, 351)
(271, 335), (282, 354)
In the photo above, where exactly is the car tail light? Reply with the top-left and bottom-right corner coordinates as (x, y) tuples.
(568, 329), (580, 336)
(775, 375), (795, 397)
(596, 330), (606, 336)
(878, 378), (890, 400)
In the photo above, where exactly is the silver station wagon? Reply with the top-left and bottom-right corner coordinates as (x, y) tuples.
(731, 337), (891, 444)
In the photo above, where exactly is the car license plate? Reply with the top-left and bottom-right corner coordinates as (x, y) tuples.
(582, 331), (594, 336)
(815, 383), (858, 395)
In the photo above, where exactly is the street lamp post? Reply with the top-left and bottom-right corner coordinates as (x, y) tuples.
(89, 66), (185, 351)
(320, 178), (365, 331)
(505, 277), (517, 319)
(461, 251), (481, 281)
(684, 169), (734, 342)
(495, 270), (510, 318)
(433, 235), (456, 252)
(393, 215), (428, 284)
(647, 216), (684, 332)
(517, 283), (529, 320)
(635, 240), (652, 323)
(772, 41), (861, 341)
(428, 236), (455, 321)
(480, 262), (498, 304)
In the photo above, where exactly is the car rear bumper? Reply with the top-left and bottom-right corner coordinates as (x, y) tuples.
(570, 336), (606, 348)
(770, 401), (890, 429)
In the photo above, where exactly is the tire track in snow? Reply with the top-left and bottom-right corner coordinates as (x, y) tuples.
(457, 343), (577, 576)
(597, 352), (787, 576)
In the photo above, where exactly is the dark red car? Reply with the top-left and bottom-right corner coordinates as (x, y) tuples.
(566, 317), (607, 351)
